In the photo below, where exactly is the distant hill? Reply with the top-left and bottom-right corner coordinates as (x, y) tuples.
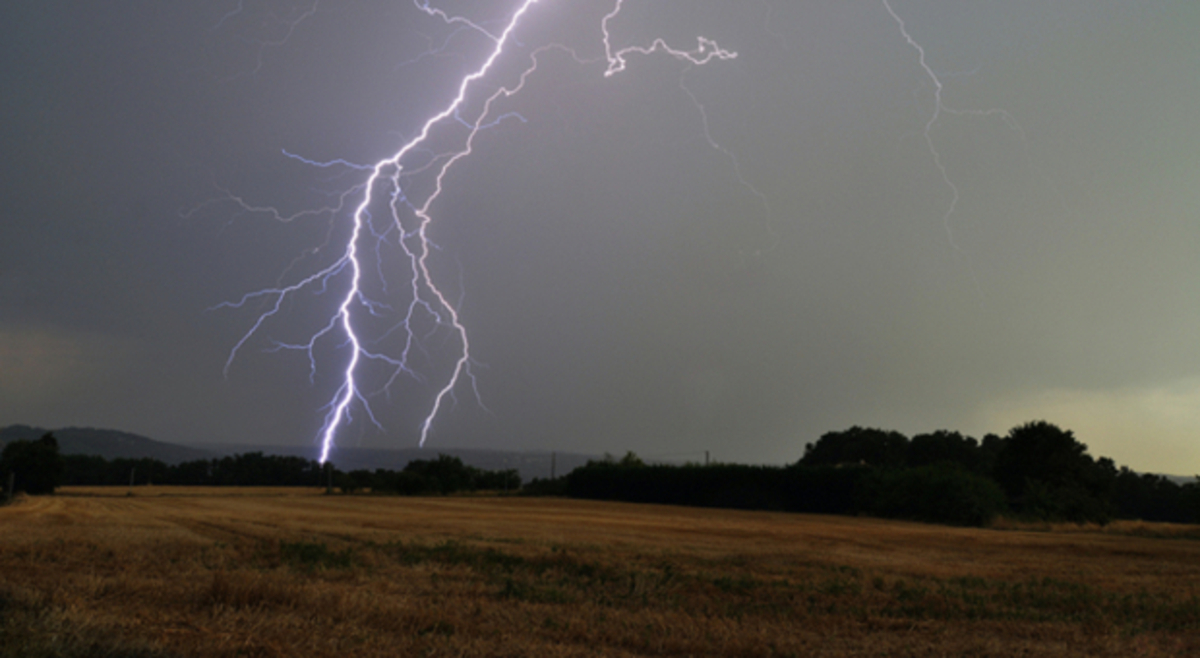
(0, 425), (216, 465)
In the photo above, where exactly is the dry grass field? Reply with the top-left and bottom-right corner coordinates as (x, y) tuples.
(2, 488), (1199, 656)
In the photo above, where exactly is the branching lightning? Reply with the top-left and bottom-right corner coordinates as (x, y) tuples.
(213, 0), (322, 79)
(203, 0), (1031, 463)
(881, 0), (1023, 252)
(213, 0), (739, 463)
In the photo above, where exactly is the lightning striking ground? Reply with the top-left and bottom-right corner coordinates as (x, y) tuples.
(215, 1), (738, 463)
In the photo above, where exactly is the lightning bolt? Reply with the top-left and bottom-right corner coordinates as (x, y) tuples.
(211, 0), (322, 80)
(882, 0), (1023, 253)
(214, 0), (738, 463)
(601, 0), (736, 76)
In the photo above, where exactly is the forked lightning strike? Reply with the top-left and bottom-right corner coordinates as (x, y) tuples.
(217, 0), (1003, 465)
(216, 0), (737, 463)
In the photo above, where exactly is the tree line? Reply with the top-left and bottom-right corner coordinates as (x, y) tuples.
(560, 422), (1200, 526)
(1, 437), (519, 498)
(5, 422), (1198, 528)
(336, 454), (521, 494)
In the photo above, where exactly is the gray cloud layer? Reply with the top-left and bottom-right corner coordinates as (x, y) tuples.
(2, 1), (1197, 472)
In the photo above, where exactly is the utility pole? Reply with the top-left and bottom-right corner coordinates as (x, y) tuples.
(705, 451), (710, 467)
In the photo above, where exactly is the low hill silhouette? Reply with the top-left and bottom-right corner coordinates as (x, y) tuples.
(0, 425), (215, 465)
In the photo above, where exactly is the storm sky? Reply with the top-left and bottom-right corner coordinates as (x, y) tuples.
(2, 1), (1198, 472)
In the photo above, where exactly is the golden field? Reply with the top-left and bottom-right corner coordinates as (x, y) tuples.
(1, 487), (1198, 656)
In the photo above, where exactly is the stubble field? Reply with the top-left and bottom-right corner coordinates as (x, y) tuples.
(2, 487), (1198, 656)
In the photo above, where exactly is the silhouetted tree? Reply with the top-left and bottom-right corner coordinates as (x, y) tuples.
(62, 455), (111, 485)
(1108, 467), (1195, 523)
(907, 430), (983, 472)
(800, 427), (908, 468)
(171, 459), (212, 485)
(473, 468), (521, 491)
(991, 421), (1111, 522)
(977, 433), (1005, 476)
(617, 451), (646, 468)
(1181, 480), (1200, 523)
(588, 451), (647, 468)
(402, 455), (474, 494)
(209, 452), (322, 486)
(1, 433), (64, 495)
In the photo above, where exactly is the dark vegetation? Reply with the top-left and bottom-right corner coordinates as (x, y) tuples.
(1, 441), (518, 498)
(563, 455), (1004, 526)
(0, 432), (64, 496)
(5, 421), (1198, 527)
(562, 422), (1200, 527)
(336, 454), (521, 494)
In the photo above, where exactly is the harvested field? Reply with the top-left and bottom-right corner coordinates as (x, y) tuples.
(2, 487), (1199, 656)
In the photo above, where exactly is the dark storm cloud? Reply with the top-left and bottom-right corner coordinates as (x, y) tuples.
(2, 1), (1197, 472)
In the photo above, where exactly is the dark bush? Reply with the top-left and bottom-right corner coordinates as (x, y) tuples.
(1, 433), (64, 495)
(781, 465), (871, 515)
(863, 464), (1007, 526)
(564, 460), (1006, 526)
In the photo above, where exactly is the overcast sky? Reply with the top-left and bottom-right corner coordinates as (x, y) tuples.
(2, 1), (1197, 472)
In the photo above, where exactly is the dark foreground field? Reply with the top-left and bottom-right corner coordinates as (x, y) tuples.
(2, 488), (1198, 656)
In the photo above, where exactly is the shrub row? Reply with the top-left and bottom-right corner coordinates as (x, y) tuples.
(55, 451), (520, 495)
(564, 462), (1005, 526)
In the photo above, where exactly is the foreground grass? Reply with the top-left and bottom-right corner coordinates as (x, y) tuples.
(1, 489), (1198, 656)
